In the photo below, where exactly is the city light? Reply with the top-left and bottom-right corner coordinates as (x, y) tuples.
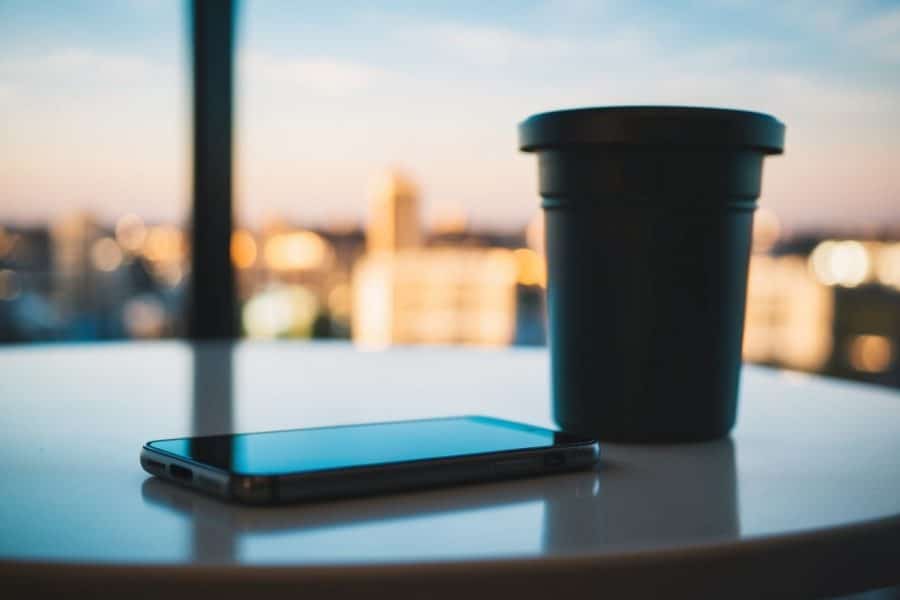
(243, 285), (319, 339)
(809, 240), (870, 287)
(231, 229), (257, 269)
(154, 264), (185, 288)
(263, 231), (333, 272)
(513, 248), (546, 287)
(875, 243), (900, 290)
(143, 226), (186, 263)
(848, 334), (895, 374)
(1, 170), (898, 390)
(90, 237), (123, 272)
(743, 255), (833, 370)
(352, 262), (392, 350)
(123, 296), (167, 338)
(114, 214), (147, 253)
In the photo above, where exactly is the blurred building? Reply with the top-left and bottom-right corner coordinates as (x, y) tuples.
(353, 248), (517, 347)
(0, 225), (58, 342)
(352, 169), (518, 347)
(829, 286), (900, 388)
(807, 239), (900, 387)
(233, 214), (372, 340)
(235, 226), (335, 339)
(50, 212), (105, 316)
(742, 255), (833, 371)
(366, 170), (421, 253)
(741, 230), (900, 387)
(3, 182), (898, 391)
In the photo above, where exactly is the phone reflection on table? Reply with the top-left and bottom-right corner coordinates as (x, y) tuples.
(141, 437), (737, 564)
(140, 471), (580, 564)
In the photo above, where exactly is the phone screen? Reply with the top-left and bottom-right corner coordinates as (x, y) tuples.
(148, 416), (577, 476)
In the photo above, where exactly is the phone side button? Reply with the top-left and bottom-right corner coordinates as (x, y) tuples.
(495, 458), (538, 476)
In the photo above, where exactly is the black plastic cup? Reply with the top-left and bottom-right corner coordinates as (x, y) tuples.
(519, 106), (785, 442)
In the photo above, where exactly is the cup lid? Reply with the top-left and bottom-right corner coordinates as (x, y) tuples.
(519, 106), (785, 154)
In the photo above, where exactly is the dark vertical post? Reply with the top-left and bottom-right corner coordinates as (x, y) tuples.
(189, 0), (237, 339)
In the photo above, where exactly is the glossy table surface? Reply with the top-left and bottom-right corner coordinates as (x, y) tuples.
(1, 341), (899, 598)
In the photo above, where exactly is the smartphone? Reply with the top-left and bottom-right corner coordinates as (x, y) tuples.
(141, 415), (600, 505)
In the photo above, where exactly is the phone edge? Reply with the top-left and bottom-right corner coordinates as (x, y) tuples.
(140, 423), (600, 506)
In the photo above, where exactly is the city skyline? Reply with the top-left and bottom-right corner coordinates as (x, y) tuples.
(1, 0), (899, 231)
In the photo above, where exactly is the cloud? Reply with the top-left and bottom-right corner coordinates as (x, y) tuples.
(791, 0), (856, 32)
(0, 48), (158, 83)
(849, 5), (900, 62)
(241, 52), (383, 96)
(0, 47), (173, 115)
(417, 23), (573, 67)
(774, 0), (900, 64)
(47, 48), (152, 76)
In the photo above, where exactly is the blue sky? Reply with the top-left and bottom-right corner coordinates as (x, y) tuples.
(1, 0), (899, 231)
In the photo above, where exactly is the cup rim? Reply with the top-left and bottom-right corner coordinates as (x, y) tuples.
(518, 106), (785, 155)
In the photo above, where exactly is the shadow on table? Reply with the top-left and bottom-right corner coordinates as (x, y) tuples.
(191, 342), (234, 436)
(141, 438), (738, 562)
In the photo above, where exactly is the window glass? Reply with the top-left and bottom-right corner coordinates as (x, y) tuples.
(3, 1), (898, 390)
(0, 0), (188, 342)
(236, 1), (900, 388)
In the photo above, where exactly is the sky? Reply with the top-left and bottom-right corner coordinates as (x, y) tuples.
(1, 0), (899, 232)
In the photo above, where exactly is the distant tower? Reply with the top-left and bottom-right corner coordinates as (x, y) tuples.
(50, 211), (103, 314)
(366, 169), (421, 253)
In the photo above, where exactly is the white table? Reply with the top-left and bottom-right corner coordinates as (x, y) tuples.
(1, 341), (899, 598)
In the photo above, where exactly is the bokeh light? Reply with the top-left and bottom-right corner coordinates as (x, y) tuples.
(123, 296), (167, 338)
(115, 214), (147, 253)
(809, 240), (870, 287)
(848, 335), (895, 374)
(90, 237), (123, 272)
(513, 248), (546, 287)
(263, 231), (333, 272)
(144, 226), (186, 263)
(243, 285), (319, 339)
(231, 229), (258, 269)
(875, 243), (900, 291)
